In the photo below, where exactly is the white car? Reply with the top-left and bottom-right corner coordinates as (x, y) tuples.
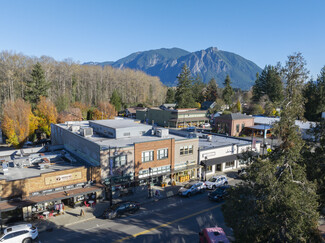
(178, 181), (206, 197)
(0, 224), (38, 243)
(205, 175), (228, 190)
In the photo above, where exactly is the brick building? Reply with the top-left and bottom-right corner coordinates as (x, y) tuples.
(51, 118), (199, 185)
(0, 150), (102, 223)
(214, 113), (254, 136)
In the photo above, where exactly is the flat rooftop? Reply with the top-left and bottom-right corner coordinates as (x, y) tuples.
(56, 119), (192, 149)
(90, 118), (145, 129)
(199, 134), (254, 150)
(0, 152), (85, 181)
(169, 129), (256, 150)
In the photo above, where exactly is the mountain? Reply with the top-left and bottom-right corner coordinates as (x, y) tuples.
(84, 47), (262, 90)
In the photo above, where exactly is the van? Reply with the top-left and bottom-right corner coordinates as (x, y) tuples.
(199, 226), (230, 243)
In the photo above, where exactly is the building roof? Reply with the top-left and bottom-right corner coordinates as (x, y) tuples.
(56, 119), (194, 149)
(215, 113), (254, 121)
(201, 101), (215, 110)
(169, 129), (256, 150)
(253, 116), (317, 130)
(0, 151), (85, 181)
(126, 107), (146, 114)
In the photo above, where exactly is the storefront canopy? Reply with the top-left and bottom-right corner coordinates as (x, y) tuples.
(0, 184), (104, 212)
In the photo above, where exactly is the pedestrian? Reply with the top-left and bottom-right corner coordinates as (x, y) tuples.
(80, 208), (85, 217)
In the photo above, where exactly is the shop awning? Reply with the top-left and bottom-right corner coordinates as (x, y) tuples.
(0, 184), (104, 212)
(204, 154), (239, 166)
(172, 164), (200, 174)
(203, 152), (260, 167)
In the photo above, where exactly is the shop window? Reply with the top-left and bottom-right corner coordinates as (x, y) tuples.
(236, 124), (240, 133)
(206, 165), (213, 172)
(225, 161), (235, 168)
(157, 148), (168, 160)
(142, 151), (154, 162)
(114, 155), (127, 167)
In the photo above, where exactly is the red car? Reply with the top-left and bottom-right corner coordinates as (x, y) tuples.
(199, 226), (230, 243)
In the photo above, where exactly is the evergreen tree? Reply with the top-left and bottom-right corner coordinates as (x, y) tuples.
(205, 78), (218, 102)
(304, 66), (325, 121)
(252, 65), (283, 104)
(175, 64), (196, 108)
(223, 53), (321, 242)
(222, 75), (234, 107)
(192, 74), (206, 103)
(25, 62), (50, 108)
(165, 88), (175, 103)
(110, 90), (122, 112)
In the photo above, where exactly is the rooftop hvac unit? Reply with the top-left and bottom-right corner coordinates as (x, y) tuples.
(155, 128), (169, 137)
(69, 125), (80, 132)
(207, 135), (212, 142)
(80, 127), (93, 137)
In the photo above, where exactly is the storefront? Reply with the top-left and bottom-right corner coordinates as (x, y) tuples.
(173, 163), (199, 182)
(0, 183), (104, 223)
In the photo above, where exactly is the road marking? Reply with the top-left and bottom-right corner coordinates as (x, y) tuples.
(113, 204), (222, 243)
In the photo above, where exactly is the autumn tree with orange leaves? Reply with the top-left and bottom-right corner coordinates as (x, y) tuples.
(34, 96), (58, 136)
(92, 102), (116, 120)
(1, 99), (32, 147)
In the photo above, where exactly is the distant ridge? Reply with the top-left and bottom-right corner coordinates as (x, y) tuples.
(84, 47), (262, 90)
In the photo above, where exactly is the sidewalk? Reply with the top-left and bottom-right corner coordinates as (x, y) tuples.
(31, 171), (238, 233)
(32, 182), (184, 233)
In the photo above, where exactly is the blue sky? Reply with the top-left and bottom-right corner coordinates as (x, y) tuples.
(1, 0), (324, 79)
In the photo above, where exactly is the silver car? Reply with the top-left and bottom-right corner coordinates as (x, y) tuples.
(178, 181), (206, 197)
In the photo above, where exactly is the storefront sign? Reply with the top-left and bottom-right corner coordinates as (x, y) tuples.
(45, 172), (82, 185)
(42, 189), (54, 194)
(30, 182), (87, 197)
(32, 191), (40, 196)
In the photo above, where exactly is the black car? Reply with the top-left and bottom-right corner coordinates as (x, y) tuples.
(102, 201), (140, 219)
(208, 185), (231, 201)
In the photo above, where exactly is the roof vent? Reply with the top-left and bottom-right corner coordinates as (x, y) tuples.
(80, 127), (93, 137)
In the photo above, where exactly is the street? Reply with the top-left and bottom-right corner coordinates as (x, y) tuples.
(38, 189), (233, 243)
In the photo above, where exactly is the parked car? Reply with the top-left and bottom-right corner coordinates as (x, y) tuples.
(199, 226), (230, 243)
(208, 185), (231, 201)
(102, 201), (140, 219)
(0, 224), (38, 243)
(204, 175), (228, 190)
(178, 181), (206, 197)
(200, 123), (211, 128)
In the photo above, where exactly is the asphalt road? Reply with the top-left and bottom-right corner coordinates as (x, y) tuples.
(38, 189), (233, 243)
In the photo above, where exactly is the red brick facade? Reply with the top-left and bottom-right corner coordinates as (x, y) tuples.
(134, 139), (175, 178)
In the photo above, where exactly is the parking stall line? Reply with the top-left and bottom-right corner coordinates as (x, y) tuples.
(113, 204), (222, 243)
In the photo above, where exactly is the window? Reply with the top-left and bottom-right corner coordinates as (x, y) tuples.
(157, 148), (168, 160)
(188, 145), (193, 154)
(225, 161), (235, 168)
(206, 165), (212, 172)
(114, 155), (127, 167)
(180, 145), (193, 155)
(236, 124), (240, 133)
(142, 151), (154, 162)
(242, 123), (245, 130)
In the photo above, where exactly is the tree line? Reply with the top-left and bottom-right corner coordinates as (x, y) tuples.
(0, 51), (167, 112)
(0, 51), (167, 147)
